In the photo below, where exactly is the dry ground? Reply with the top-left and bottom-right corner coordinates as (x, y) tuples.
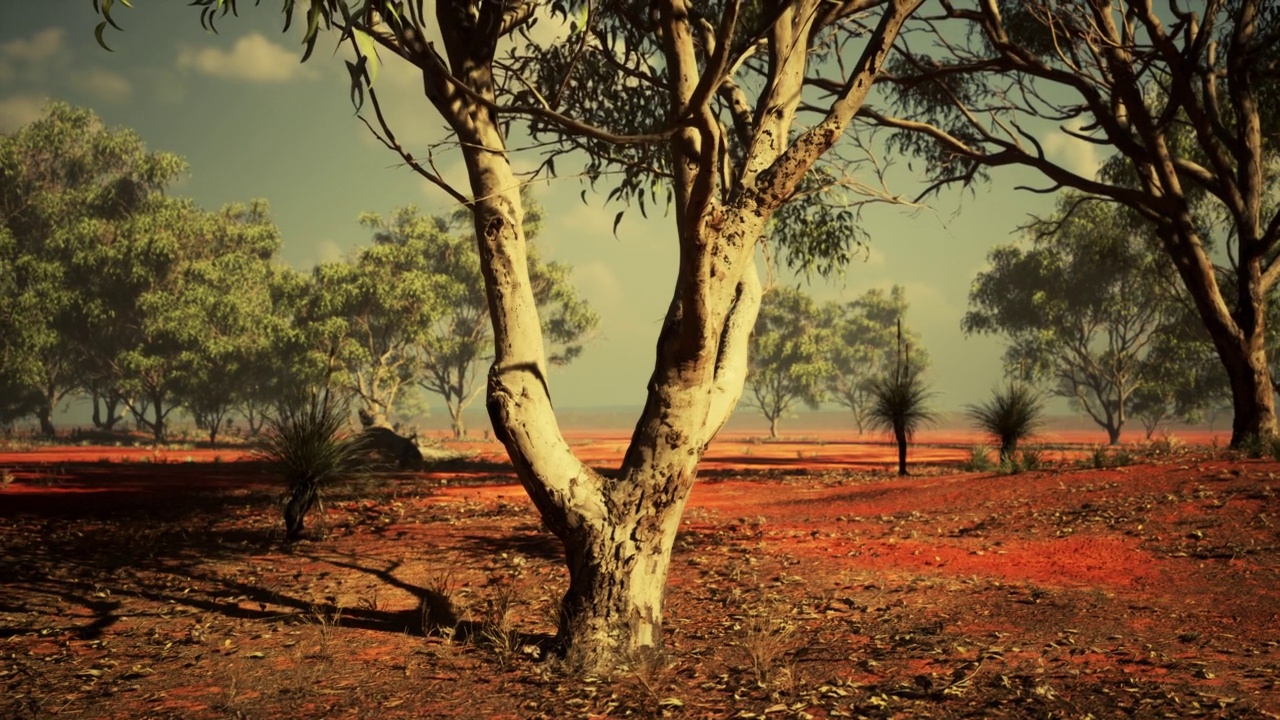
(1, 434), (1278, 719)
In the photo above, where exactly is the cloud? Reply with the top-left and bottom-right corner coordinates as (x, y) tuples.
(0, 62), (13, 84)
(72, 67), (133, 103)
(1, 28), (64, 63)
(0, 94), (48, 132)
(177, 33), (319, 83)
(1042, 118), (1103, 180)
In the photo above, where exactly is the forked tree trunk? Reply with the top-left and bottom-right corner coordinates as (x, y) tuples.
(427, 0), (915, 670)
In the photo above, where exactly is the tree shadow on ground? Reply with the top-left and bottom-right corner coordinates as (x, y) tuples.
(0, 460), (552, 647)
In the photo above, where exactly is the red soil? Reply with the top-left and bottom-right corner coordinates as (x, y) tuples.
(1, 436), (1277, 719)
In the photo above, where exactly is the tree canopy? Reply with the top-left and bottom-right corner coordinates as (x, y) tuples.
(868, 0), (1280, 444)
(964, 198), (1181, 444)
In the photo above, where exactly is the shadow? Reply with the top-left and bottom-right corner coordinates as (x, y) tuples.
(452, 531), (564, 562)
(0, 457), (559, 651)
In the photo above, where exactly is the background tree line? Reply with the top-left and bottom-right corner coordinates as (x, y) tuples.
(0, 102), (597, 443)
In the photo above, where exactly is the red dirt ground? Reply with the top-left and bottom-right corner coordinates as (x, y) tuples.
(1, 433), (1277, 719)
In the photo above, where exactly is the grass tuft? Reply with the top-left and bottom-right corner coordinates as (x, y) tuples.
(966, 382), (1046, 461)
(256, 390), (368, 542)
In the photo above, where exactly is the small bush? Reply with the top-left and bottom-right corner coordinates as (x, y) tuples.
(1147, 433), (1185, 456)
(967, 383), (1046, 461)
(1241, 433), (1268, 459)
(1019, 447), (1045, 471)
(962, 445), (996, 472)
(256, 390), (368, 542)
(1084, 446), (1133, 469)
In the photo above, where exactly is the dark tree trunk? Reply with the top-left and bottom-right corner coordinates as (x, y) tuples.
(895, 426), (907, 476)
(283, 479), (318, 542)
(1107, 425), (1122, 445)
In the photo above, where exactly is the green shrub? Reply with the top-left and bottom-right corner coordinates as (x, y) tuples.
(256, 390), (368, 542)
(867, 364), (936, 476)
(966, 383), (1046, 462)
(962, 445), (996, 472)
(1241, 433), (1268, 459)
(1019, 447), (1045, 471)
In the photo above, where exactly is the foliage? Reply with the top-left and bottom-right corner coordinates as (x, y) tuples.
(964, 198), (1178, 444)
(255, 390), (367, 541)
(745, 287), (833, 439)
(0, 101), (186, 434)
(867, 330), (936, 476)
(962, 445), (996, 473)
(966, 383), (1046, 462)
(874, 0), (1280, 443)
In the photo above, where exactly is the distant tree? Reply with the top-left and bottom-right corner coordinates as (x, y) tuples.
(745, 287), (833, 439)
(867, 324), (936, 476)
(0, 101), (185, 435)
(826, 286), (928, 435)
(869, 0), (1280, 445)
(308, 210), (449, 429)
(964, 200), (1178, 444)
(174, 200), (285, 445)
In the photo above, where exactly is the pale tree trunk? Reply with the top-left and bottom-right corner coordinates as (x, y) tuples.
(420, 0), (916, 671)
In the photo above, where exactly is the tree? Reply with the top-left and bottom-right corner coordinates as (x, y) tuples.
(0, 101), (186, 435)
(95, 0), (924, 669)
(174, 200), (286, 445)
(744, 287), (832, 439)
(363, 201), (598, 439)
(307, 209), (449, 428)
(867, 323), (936, 475)
(964, 199), (1177, 444)
(866, 0), (1280, 445)
(826, 286), (927, 434)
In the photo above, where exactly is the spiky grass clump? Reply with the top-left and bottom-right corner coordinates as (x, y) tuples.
(966, 383), (1046, 462)
(867, 365), (937, 476)
(256, 391), (367, 542)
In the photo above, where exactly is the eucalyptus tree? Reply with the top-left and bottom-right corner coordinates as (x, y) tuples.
(744, 287), (833, 438)
(864, 0), (1280, 444)
(366, 201), (598, 439)
(0, 101), (186, 435)
(308, 209), (449, 428)
(94, 0), (923, 669)
(826, 286), (927, 434)
(174, 200), (287, 445)
(964, 199), (1179, 444)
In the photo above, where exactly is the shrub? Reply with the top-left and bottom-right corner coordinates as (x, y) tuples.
(962, 445), (996, 472)
(867, 364), (937, 476)
(1018, 446), (1045, 472)
(1241, 433), (1268, 459)
(256, 390), (368, 542)
(966, 383), (1046, 461)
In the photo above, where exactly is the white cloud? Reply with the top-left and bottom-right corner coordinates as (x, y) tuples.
(0, 94), (47, 133)
(73, 67), (133, 103)
(1042, 118), (1103, 180)
(1, 28), (64, 63)
(177, 33), (319, 83)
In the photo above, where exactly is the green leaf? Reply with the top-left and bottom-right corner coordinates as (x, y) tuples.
(352, 28), (379, 86)
(94, 21), (114, 52)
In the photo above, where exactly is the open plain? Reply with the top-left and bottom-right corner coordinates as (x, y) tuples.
(2, 431), (1278, 719)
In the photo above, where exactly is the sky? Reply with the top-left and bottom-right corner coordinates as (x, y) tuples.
(0, 0), (1105, 416)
